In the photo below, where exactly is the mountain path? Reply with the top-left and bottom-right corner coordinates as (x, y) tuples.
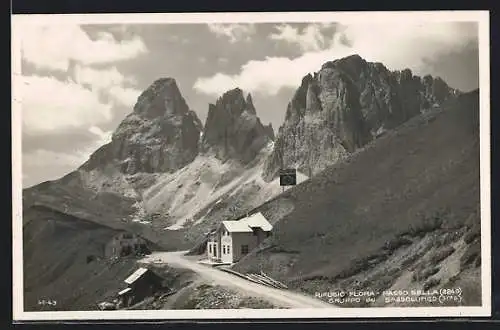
(139, 251), (333, 309)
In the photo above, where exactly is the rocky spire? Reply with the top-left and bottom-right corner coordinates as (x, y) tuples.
(82, 78), (202, 174)
(246, 93), (256, 114)
(264, 123), (275, 140)
(201, 88), (272, 164)
(133, 78), (190, 119)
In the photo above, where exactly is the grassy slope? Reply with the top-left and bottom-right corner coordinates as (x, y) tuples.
(22, 170), (190, 251)
(20, 88), (480, 310)
(234, 90), (480, 287)
(22, 205), (147, 311)
(22, 184), (191, 310)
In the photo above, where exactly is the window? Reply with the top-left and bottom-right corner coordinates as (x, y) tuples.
(223, 246), (226, 254)
(241, 245), (249, 255)
(227, 245), (231, 254)
(209, 244), (212, 254)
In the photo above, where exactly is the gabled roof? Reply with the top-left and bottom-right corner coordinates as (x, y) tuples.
(118, 287), (132, 296)
(124, 267), (149, 284)
(222, 220), (253, 233)
(222, 212), (272, 233)
(245, 212), (273, 231)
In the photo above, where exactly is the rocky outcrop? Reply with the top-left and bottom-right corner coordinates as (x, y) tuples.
(263, 54), (458, 180)
(82, 78), (202, 174)
(201, 88), (272, 164)
(264, 123), (275, 141)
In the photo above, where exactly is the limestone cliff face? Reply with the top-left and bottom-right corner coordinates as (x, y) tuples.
(82, 78), (202, 174)
(263, 54), (458, 180)
(201, 88), (273, 164)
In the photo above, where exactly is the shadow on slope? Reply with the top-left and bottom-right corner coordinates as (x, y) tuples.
(233, 90), (481, 305)
(22, 205), (164, 311)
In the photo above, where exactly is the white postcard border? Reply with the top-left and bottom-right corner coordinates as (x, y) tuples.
(11, 10), (491, 321)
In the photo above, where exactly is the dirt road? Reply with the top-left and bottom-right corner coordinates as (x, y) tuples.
(139, 251), (333, 309)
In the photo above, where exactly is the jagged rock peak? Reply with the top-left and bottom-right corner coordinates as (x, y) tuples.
(218, 87), (244, 102)
(82, 77), (202, 174)
(133, 77), (190, 119)
(212, 88), (254, 117)
(322, 53), (367, 70)
(264, 123), (275, 140)
(202, 88), (272, 163)
(246, 93), (256, 114)
(263, 54), (458, 181)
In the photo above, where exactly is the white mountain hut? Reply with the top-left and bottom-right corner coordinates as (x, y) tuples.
(206, 212), (272, 264)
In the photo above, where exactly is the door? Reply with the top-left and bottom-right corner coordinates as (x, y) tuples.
(221, 244), (232, 264)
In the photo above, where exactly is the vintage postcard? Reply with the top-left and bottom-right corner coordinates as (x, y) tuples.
(12, 10), (491, 321)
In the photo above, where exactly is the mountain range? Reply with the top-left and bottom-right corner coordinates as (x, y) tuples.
(21, 54), (480, 310)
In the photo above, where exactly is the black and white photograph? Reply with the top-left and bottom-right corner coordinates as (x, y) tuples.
(12, 11), (491, 320)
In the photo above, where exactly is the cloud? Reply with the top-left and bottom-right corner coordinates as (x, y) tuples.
(108, 86), (141, 107)
(22, 126), (113, 187)
(19, 23), (144, 187)
(72, 65), (141, 107)
(22, 148), (85, 186)
(207, 23), (256, 43)
(218, 57), (229, 65)
(20, 23), (147, 72)
(73, 65), (137, 90)
(88, 125), (112, 145)
(20, 65), (140, 135)
(194, 22), (478, 96)
(24, 149), (85, 169)
(269, 23), (332, 52)
(20, 75), (113, 134)
(22, 148), (78, 187)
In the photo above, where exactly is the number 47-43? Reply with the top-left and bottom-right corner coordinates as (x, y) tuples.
(38, 299), (57, 306)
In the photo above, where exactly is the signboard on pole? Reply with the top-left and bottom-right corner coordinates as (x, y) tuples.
(279, 168), (297, 186)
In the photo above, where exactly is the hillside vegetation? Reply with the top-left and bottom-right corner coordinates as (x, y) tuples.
(233, 90), (481, 305)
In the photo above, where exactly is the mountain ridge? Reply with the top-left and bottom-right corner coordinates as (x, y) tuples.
(21, 54), (475, 310)
(263, 54), (459, 180)
(23, 54), (464, 240)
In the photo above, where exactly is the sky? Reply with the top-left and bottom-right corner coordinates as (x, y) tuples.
(16, 16), (480, 188)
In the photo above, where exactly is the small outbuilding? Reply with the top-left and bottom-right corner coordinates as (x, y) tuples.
(117, 267), (163, 308)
